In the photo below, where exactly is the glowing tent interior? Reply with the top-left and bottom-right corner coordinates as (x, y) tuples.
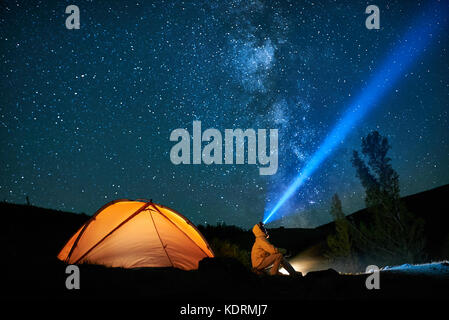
(57, 200), (214, 270)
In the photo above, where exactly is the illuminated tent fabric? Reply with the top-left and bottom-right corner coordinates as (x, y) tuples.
(58, 200), (214, 270)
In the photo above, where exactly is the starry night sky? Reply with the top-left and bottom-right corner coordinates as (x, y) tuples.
(1, 0), (448, 228)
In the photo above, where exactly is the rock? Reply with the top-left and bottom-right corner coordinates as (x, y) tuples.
(305, 268), (340, 279)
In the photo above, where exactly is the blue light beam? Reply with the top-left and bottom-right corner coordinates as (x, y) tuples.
(263, 1), (449, 224)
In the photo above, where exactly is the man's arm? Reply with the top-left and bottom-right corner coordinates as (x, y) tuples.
(260, 238), (279, 254)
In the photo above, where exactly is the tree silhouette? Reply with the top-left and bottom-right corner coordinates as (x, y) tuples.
(351, 131), (425, 265)
(325, 194), (358, 272)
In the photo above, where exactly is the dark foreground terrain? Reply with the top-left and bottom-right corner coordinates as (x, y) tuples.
(6, 257), (448, 301)
(1, 187), (449, 307)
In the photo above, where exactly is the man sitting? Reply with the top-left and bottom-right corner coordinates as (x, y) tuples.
(251, 222), (298, 276)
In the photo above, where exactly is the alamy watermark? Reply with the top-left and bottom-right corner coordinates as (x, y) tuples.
(169, 121), (278, 175)
(365, 265), (380, 290)
(365, 5), (380, 30)
(65, 264), (80, 290)
(65, 5), (80, 30)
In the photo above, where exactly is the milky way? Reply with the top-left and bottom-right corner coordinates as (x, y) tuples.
(1, 0), (448, 228)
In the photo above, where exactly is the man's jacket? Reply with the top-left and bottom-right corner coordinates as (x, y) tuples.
(251, 223), (279, 268)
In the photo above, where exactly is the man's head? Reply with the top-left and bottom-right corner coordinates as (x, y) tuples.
(257, 221), (269, 238)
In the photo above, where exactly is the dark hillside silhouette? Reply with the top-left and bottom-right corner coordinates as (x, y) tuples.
(1, 202), (88, 263)
(2, 184), (447, 266)
(316, 184), (449, 260)
(1, 185), (448, 300)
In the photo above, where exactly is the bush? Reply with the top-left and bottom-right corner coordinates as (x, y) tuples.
(209, 237), (251, 269)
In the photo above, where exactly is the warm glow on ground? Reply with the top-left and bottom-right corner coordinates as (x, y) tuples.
(279, 244), (333, 275)
(279, 258), (322, 275)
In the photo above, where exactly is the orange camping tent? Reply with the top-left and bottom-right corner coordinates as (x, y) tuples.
(58, 199), (214, 270)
